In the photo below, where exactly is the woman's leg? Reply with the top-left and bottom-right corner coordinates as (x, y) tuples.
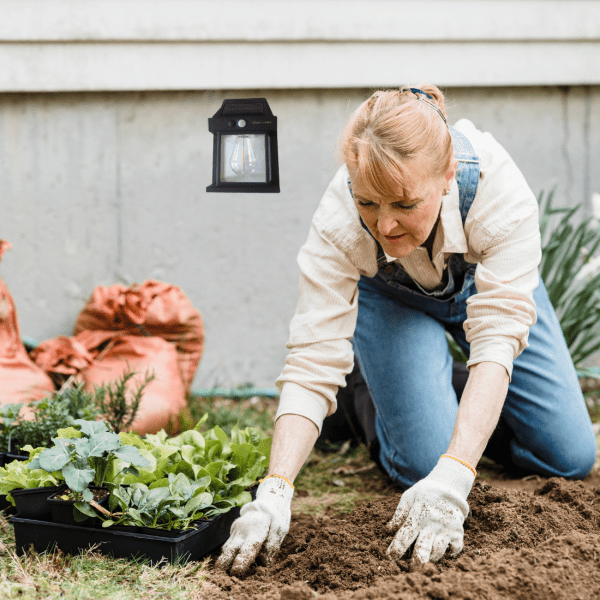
(486, 279), (597, 478)
(354, 277), (458, 489)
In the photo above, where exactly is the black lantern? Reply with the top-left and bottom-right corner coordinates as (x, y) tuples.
(206, 98), (280, 193)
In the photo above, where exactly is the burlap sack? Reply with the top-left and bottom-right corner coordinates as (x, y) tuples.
(75, 330), (187, 435)
(73, 280), (204, 393)
(31, 329), (187, 435)
(0, 240), (55, 405)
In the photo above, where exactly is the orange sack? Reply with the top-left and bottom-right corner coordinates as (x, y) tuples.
(31, 330), (187, 435)
(0, 240), (55, 405)
(75, 330), (187, 436)
(73, 280), (204, 393)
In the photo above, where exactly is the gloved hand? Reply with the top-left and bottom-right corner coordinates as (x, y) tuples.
(386, 455), (475, 566)
(215, 476), (294, 576)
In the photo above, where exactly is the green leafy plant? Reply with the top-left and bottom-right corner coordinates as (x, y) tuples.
(105, 473), (215, 530)
(0, 454), (63, 506)
(100, 420), (271, 529)
(0, 403), (24, 453)
(30, 419), (150, 520)
(95, 368), (155, 433)
(0, 384), (104, 454)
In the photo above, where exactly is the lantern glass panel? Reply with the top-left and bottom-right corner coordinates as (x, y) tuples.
(220, 134), (267, 183)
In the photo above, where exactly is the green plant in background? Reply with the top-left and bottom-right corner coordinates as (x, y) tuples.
(0, 369), (153, 455)
(185, 393), (274, 436)
(95, 368), (155, 433)
(0, 403), (24, 453)
(10, 385), (103, 452)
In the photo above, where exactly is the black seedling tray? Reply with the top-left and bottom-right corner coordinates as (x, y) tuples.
(5, 453), (28, 463)
(11, 503), (243, 564)
(12, 484), (65, 521)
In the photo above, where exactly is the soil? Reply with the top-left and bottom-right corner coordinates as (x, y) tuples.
(54, 487), (110, 503)
(204, 474), (600, 599)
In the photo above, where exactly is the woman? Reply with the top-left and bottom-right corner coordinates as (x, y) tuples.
(216, 85), (597, 575)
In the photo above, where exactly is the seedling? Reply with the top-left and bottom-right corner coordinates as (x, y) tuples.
(30, 419), (150, 520)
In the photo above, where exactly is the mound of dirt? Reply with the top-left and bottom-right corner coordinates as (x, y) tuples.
(205, 478), (600, 599)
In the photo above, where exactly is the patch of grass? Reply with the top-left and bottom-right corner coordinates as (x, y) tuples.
(587, 396), (600, 424)
(181, 394), (277, 436)
(292, 443), (396, 516)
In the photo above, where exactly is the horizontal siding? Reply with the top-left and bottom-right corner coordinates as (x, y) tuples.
(0, 0), (598, 91)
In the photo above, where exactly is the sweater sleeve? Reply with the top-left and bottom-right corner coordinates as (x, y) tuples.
(459, 121), (542, 378)
(275, 169), (377, 432)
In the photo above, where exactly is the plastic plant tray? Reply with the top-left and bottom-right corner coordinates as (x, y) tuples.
(11, 504), (243, 565)
(12, 484), (65, 521)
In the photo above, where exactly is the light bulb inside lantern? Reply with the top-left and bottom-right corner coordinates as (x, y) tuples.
(230, 135), (260, 176)
(220, 133), (267, 183)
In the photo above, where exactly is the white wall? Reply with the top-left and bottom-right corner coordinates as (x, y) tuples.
(0, 0), (599, 91)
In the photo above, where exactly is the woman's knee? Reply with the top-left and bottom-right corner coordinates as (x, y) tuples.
(378, 440), (445, 489)
(513, 427), (597, 480)
(547, 435), (597, 479)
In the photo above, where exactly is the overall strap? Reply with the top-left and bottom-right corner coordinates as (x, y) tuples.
(449, 126), (480, 224)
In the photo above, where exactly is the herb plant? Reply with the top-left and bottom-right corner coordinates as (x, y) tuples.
(0, 403), (24, 453)
(95, 368), (155, 433)
(0, 385), (103, 454)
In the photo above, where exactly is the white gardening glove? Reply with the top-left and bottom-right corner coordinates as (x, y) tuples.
(215, 476), (294, 576)
(386, 456), (475, 566)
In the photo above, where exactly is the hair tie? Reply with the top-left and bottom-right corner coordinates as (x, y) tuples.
(400, 87), (448, 128)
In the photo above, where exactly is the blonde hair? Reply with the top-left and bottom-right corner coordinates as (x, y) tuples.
(340, 84), (453, 201)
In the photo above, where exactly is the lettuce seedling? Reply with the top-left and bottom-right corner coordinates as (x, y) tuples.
(0, 457), (63, 506)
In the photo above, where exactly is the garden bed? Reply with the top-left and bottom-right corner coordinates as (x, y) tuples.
(206, 476), (600, 599)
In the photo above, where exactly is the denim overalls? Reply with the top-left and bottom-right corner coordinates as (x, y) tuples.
(348, 128), (596, 489)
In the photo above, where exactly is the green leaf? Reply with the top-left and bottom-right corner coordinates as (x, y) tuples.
(118, 432), (150, 450)
(113, 445), (150, 467)
(169, 473), (193, 501)
(192, 413), (209, 431)
(173, 430), (205, 450)
(149, 477), (170, 489)
(39, 447), (71, 472)
(63, 462), (95, 492)
(56, 427), (83, 439)
(74, 419), (108, 436)
(173, 460), (196, 480)
(74, 501), (98, 520)
(27, 457), (41, 470)
(120, 465), (140, 478)
(87, 432), (122, 457)
(82, 488), (94, 502)
(72, 438), (91, 459)
(184, 492), (212, 514)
